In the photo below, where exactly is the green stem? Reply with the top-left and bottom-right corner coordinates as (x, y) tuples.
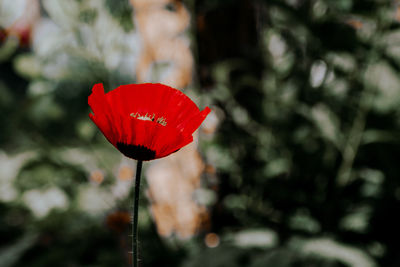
(132, 160), (143, 267)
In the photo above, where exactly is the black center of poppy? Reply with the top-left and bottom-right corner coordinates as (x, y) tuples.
(116, 143), (156, 161)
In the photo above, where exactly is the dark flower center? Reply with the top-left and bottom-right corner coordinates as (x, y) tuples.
(116, 143), (156, 161)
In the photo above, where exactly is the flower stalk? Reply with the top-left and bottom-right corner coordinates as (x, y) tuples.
(132, 160), (143, 267)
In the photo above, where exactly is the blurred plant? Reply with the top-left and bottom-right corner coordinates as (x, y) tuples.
(193, 0), (400, 266)
(0, 0), (40, 47)
(131, 0), (193, 89)
(1, 0), (400, 266)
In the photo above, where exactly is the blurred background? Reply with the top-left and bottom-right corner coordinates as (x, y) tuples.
(1, 0), (400, 266)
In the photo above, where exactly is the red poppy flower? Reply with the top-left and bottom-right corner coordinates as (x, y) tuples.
(88, 83), (211, 161)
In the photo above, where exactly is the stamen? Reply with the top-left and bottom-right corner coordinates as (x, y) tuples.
(130, 112), (167, 126)
(137, 113), (154, 121)
(156, 117), (167, 126)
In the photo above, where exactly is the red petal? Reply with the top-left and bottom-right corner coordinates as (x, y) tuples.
(88, 84), (119, 145)
(152, 125), (193, 158)
(105, 83), (200, 127)
(177, 106), (211, 135)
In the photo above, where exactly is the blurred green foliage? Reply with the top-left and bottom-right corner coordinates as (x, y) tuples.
(1, 0), (400, 266)
(196, 0), (400, 266)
